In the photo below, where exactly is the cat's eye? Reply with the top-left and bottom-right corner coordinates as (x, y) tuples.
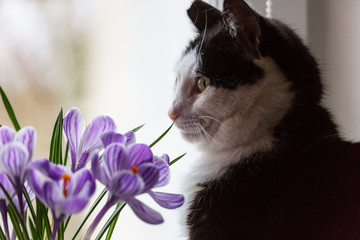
(197, 76), (211, 92)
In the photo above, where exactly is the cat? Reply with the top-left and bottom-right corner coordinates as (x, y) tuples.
(168, 0), (360, 239)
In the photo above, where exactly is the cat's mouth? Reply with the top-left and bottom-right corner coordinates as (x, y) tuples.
(175, 117), (220, 143)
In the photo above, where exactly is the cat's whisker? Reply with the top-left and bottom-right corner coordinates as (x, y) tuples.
(197, 11), (208, 58)
(198, 115), (223, 126)
(196, 122), (219, 145)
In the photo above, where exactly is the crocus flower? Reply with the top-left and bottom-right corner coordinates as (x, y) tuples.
(148, 154), (184, 210)
(84, 131), (184, 239)
(63, 107), (116, 172)
(0, 174), (34, 240)
(0, 173), (15, 239)
(28, 158), (96, 240)
(0, 126), (36, 218)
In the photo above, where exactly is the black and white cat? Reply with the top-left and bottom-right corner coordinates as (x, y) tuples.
(169, 0), (360, 239)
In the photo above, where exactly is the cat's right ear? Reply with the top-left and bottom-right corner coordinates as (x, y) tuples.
(223, 0), (261, 58)
(187, 0), (222, 32)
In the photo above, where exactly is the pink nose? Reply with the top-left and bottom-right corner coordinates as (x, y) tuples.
(168, 110), (180, 122)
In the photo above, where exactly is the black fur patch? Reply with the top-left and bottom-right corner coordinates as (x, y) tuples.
(196, 26), (264, 89)
(183, 0), (360, 239)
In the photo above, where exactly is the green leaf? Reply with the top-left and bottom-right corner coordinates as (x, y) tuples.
(0, 226), (7, 240)
(132, 123), (145, 133)
(49, 109), (63, 164)
(71, 188), (108, 240)
(35, 198), (51, 240)
(170, 153), (186, 166)
(22, 186), (36, 223)
(64, 215), (71, 231)
(42, 206), (52, 240)
(0, 183), (29, 240)
(7, 206), (25, 240)
(95, 202), (126, 240)
(104, 203), (124, 240)
(63, 142), (69, 166)
(149, 123), (173, 148)
(0, 87), (21, 131)
(29, 218), (40, 240)
(57, 221), (64, 240)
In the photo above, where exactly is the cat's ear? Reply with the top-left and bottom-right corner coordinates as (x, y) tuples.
(223, 0), (261, 58)
(187, 0), (222, 32)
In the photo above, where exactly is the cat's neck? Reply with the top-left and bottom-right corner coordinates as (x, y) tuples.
(193, 133), (273, 183)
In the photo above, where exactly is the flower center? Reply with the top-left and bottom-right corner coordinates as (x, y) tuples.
(61, 173), (71, 197)
(131, 165), (139, 174)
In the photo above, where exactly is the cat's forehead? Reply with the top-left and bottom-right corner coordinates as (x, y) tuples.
(174, 49), (199, 79)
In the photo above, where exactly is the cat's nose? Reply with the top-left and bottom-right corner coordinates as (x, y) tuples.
(168, 109), (180, 122)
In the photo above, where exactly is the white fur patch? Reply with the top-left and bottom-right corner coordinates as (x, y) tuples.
(171, 54), (294, 233)
(192, 57), (294, 182)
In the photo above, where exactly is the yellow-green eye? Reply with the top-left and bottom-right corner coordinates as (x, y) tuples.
(197, 76), (211, 92)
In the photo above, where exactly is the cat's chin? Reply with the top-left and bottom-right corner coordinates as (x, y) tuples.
(180, 130), (203, 143)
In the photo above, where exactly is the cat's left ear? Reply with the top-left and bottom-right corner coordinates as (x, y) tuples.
(187, 0), (222, 32)
(223, 0), (261, 58)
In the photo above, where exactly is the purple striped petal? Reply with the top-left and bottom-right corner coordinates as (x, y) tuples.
(128, 144), (153, 166)
(24, 181), (35, 205)
(124, 131), (136, 145)
(138, 163), (159, 193)
(148, 191), (184, 209)
(103, 143), (130, 175)
(67, 169), (95, 198)
(75, 151), (91, 171)
(27, 169), (46, 201)
(77, 116), (116, 159)
(108, 171), (144, 199)
(31, 158), (70, 180)
(153, 155), (170, 188)
(63, 108), (86, 169)
(100, 131), (126, 148)
(91, 153), (109, 185)
(43, 181), (63, 211)
(127, 198), (164, 224)
(0, 173), (15, 201)
(0, 142), (29, 184)
(0, 126), (15, 145)
(62, 198), (89, 215)
(15, 126), (36, 161)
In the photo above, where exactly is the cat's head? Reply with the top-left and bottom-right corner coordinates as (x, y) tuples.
(169, 0), (321, 154)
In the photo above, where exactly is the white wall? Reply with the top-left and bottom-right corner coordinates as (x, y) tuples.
(85, 1), (195, 239)
(83, 0), (360, 239)
(308, 0), (360, 141)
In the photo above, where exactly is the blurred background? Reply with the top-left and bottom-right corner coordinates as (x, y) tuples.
(0, 0), (359, 239)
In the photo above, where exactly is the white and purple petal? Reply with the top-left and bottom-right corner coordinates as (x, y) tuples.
(66, 169), (95, 199)
(0, 142), (29, 184)
(0, 126), (15, 145)
(0, 173), (15, 203)
(127, 198), (164, 224)
(27, 169), (46, 201)
(91, 153), (110, 185)
(100, 131), (126, 148)
(148, 191), (184, 209)
(75, 151), (91, 171)
(62, 197), (89, 215)
(103, 143), (130, 175)
(77, 116), (116, 159)
(15, 126), (37, 161)
(124, 131), (136, 145)
(138, 163), (159, 193)
(63, 107), (86, 168)
(153, 155), (170, 188)
(31, 158), (70, 180)
(43, 181), (63, 213)
(108, 171), (144, 199)
(128, 144), (153, 166)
